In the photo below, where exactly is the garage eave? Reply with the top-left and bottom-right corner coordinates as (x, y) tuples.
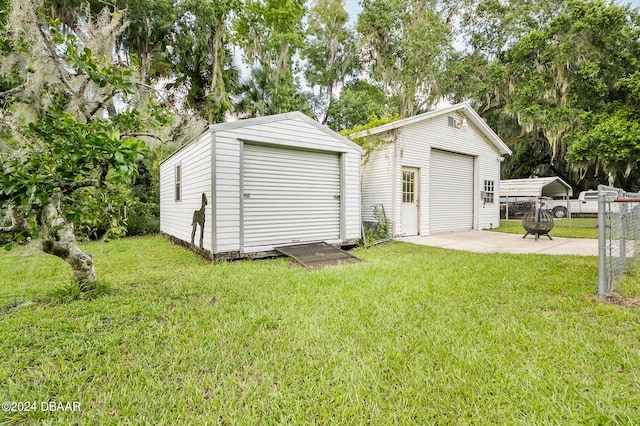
(209, 112), (362, 153)
(347, 103), (511, 156)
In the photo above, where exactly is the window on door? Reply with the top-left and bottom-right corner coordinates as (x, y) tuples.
(403, 170), (415, 203)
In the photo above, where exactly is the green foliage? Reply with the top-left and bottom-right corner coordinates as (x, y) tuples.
(233, 0), (308, 119)
(66, 184), (129, 241)
(48, 279), (111, 303)
(236, 67), (312, 117)
(362, 205), (391, 246)
(23, 0), (640, 192)
(1, 237), (639, 423)
(64, 157), (162, 240)
(0, 5), (170, 253)
(357, 0), (451, 117)
(234, 0), (305, 72)
(497, 0), (640, 188)
(565, 108), (640, 188)
(325, 80), (388, 132)
(1, 111), (147, 208)
(436, 0), (640, 190)
(303, 0), (353, 86)
(341, 114), (399, 137)
(342, 113), (399, 165)
(115, 0), (179, 78)
(52, 30), (133, 95)
(170, 0), (240, 123)
(126, 155), (161, 236)
(0, 228), (31, 250)
(303, 0), (358, 122)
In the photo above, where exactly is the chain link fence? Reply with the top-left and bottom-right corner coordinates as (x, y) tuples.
(598, 185), (640, 299)
(500, 196), (545, 219)
(361, 204), (391, 247)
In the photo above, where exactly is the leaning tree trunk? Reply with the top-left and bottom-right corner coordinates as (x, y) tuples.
(40, 194), (96, 284)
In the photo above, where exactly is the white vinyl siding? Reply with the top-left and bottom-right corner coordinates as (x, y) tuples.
(160, 132), (213, 250)
(220, 117), (350, 152)
(242, 144), (341, 251)
(160, 112), (361, 257)
(354, 103), (508, 235)
(341, 151), (361, 240)
(360, 144), (394, 222)
(392, 111), (501, 234)
(429, 149), (475, 233)
(213, 134), (241, 253)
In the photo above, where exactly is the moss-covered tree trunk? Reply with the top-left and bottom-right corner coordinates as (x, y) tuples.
(40, 194), (96, 283)
(0, 205), (30, 236)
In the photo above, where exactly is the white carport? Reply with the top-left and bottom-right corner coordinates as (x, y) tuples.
(500, 177), (573, 221)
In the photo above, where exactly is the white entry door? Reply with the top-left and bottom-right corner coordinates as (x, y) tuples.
(401, 167), (419, 236)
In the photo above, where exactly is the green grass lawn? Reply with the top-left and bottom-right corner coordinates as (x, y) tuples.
(1, 236), (640, 424)
(494, 218), (600, 239)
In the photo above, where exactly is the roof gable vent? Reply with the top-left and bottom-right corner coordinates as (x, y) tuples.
(448, 116), (467, 129)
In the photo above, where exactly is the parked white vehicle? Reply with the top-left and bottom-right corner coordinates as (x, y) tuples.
(544, 190), (618, 218)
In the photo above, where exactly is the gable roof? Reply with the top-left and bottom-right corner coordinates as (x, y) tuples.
(161, 111), (361, 165)
(500, 177), (573, 198)
(210, 111), (361, 152)
(347, 103), (512, 155)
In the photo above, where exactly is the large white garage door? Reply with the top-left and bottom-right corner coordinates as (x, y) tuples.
(429, 149), (474, 233)
(242, 143), (341, 250)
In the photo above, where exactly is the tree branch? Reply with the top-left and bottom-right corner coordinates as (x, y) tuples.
(0, 82), (28, 100)
(505, 129), (545, 145)
(38, 25), (77, 99)
(87, 89), (121, 119)
(54, 180), (100, 194)
(478, 102), (506, 118)
(505, 134), (533, 145)
(121, 132), (167, 144)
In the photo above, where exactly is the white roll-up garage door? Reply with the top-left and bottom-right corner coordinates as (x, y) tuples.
(242, 143), (341, 250)
(429, 149), (474, 233)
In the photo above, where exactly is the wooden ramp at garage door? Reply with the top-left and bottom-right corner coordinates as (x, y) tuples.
(274, 242), (362, 270)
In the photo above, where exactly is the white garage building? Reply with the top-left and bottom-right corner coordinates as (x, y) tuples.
(351, 103), (511, 236)
(159, 112), (362, 258)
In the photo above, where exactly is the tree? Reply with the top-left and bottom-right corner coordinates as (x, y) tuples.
(357, 0), (451, 118)
(234, 0), (309, 116)
(436, 0), (640, 191)
(234, 66), (312, 118)
(501, 0), (640, 189)
(167, 0), (241, 123)
(325, 79), (388, 131)
(0, 1), (168, 285)
(41, 0), (177, 79)
(303, 0), (358, 123)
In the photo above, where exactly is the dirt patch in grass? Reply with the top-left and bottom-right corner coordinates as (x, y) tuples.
(591, 293), (640, 308)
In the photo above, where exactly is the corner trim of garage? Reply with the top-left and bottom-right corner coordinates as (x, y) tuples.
(239, 140), (245, 253)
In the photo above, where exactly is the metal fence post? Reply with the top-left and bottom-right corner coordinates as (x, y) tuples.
(506, 196), (510, 220)
(620, 201), (627, 273)
(598, 185), (608, 300)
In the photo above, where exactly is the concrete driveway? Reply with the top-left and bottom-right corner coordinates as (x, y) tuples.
(400, 230), (598, 256)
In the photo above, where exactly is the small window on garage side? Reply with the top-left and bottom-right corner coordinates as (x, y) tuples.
(483, 180), (495, 204)
(175, 164), (182, 202)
